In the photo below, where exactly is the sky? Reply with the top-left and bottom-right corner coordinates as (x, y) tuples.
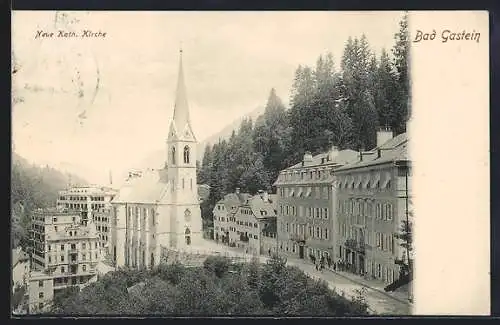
(12, 11), (404, 185)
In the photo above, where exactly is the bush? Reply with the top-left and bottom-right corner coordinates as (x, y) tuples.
(50, 254), (370, 316)
(203, 255), (230, 278)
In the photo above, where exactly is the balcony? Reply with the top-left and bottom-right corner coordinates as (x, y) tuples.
(69, 258), (78, 265)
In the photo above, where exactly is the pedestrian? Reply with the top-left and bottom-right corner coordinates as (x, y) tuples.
(333, 262), (337, 271)
(268, 248), (271, 256)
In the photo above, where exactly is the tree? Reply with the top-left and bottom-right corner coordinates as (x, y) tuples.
(253, 88), (290, 182)
(392, 13), (410, 134)
(394, 218), (413, 276)
(340, 35), (380, 150)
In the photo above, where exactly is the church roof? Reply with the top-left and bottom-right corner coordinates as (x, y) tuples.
(172, 49), (192, 135)
(112, 169), (169, 204)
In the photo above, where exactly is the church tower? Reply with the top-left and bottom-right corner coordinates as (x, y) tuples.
(166, 49), (202, 248)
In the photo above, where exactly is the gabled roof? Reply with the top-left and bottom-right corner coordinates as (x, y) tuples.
(248, 195), (277, 219)
(221, 193), (252, 212)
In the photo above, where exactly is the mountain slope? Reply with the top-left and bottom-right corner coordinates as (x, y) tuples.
(11, 152), (88, 249)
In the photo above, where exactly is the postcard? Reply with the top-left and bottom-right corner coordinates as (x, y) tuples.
(11, 10), (490, 316)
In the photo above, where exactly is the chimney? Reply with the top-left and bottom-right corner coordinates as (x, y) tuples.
(376, 127), (394, 148)
(235, 187), (240, 194)
(359, 147), (365, 162)
(303, 151), (313, 163)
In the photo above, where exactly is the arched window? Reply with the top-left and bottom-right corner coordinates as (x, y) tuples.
(185, 227), (191, 245)
(171, 147), (176, 165)
(183, 146), (190, 164)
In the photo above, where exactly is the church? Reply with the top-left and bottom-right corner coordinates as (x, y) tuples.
(110, 49), (202, 269)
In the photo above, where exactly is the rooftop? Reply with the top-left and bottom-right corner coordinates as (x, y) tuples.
(285, 148), (359, 171)
(12, 247), (29, 267)
(216, 191), (277, 219)
(335, 133), (409, 172)
(111, 169), (169, 204)
(247, 194), (277, 219)
(33, 208), (82, 217)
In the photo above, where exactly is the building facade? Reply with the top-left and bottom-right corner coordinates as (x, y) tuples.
(213, 190), (278, 255)
(91, 208), (112, 253)
(110, 50), (202, 270)
(273, 147), (359, 261)
(334, 129), (411, 285)
(57, 185), (117, 254)
(27, 209), (101, 313)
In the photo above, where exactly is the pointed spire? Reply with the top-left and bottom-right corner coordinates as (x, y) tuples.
(172, 47), (191, 132)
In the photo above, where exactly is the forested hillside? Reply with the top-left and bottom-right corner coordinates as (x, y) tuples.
(197, 15), (409, 224)
(11, 152), (88, 250)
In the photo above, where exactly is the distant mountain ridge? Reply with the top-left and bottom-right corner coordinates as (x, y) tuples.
(11, 152), (89, 207)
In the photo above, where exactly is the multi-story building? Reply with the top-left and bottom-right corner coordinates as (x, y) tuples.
(213, 189), (278, 255)
(91, 208), (112, 253)
(57, 185), (117, 254)
(334, 129), (411, 285)
(110, 50), (202, 269)
(212, 189), (251, 245)
(273, 147), (359, 261)
(27, 209), (101, 313)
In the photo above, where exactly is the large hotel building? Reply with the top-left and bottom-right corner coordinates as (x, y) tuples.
(273, 147), (358, 260)
(334, 130), (411, 285)
(28, 209), (101, 313)
(272, 128), (411, 287)
(57, 185), (117, 255)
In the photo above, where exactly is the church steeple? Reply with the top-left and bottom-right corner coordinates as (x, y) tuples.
(172, 48), (192, 135)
